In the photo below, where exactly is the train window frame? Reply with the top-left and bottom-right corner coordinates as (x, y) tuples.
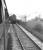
(0, 0), (2, 24)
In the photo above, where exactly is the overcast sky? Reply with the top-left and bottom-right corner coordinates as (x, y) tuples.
(5, 0), (43, 20)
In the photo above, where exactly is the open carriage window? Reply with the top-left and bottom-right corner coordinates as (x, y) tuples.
(0, 0), (2, 24)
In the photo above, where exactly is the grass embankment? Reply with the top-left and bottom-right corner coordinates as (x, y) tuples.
(26, 19), (43, 42)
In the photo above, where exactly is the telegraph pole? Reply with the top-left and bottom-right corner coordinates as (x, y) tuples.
(24, 16), (26, 22)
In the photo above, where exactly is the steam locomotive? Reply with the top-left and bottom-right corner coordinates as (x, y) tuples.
(9, 14), (16, 24)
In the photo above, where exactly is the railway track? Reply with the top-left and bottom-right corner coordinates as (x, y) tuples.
(16, 24), (43, 50)
(13, 24), (41, 50)
(7, 24), (42, 50)
(7, 24), (24, 50)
